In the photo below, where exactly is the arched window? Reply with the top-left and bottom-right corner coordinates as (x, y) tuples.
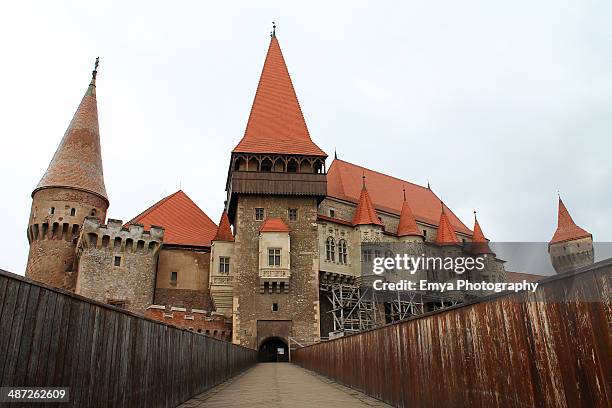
(338, 239), (348, 264)
(287, 159), (298, 173)
(325, 237), (335, 262)
(261, 158), (273, 172)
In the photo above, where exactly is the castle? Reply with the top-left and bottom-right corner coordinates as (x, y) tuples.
(24, 32), (594, 357)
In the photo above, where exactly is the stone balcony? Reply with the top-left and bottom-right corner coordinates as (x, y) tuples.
(259, 268), (291, 293)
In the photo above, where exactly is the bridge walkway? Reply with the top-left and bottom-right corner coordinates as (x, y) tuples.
(178, 363), (391, 408)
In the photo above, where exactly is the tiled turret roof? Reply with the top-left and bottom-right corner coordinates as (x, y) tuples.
(214, 210), (235, 242)
(550, 197), (591, 244)
(232, 34), (326, 157)
(352, 178), (384, 227)
(34, 61), (108, 202)
(435, 203), (459, 245)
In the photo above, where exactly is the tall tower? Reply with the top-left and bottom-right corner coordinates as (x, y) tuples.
(26, 59), (109, 290)
(548, 197), (594, 274)
(226, 29), (327, 354)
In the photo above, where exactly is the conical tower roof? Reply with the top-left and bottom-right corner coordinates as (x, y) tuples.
(471, 212), (493, 254)
(435, 203), (459, 245)
(550, 197), (591, 244)
(232, 32), (326, 157)
(397, 188), (422, 237)
(214, 210), (235, 242)
(352, 177), (383, 227)
(33, 59), (108, 203)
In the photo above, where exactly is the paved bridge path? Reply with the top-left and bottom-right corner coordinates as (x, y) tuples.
(179, 363), (392, 408)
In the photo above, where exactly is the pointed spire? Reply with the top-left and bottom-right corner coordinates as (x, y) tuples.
(214, 210), (235, 242)
(33, 58), (108, 203)
(471, 210), (493, 254)
(397, 187), (422, 237)
(550, 196), (591, 244)
(352, 176), (383, 227)
(232, 30), (326, 157)
(435, 201), (459, 245)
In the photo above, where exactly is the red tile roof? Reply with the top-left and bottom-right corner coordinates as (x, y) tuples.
(505, 271), (546, 284)
(397, 193), (423, 237)
(33, 76), (108, 202)
(259, 217), (291, 233)
(550, 197), (591, 244)
(471, 214), (493, 254)
(352, 181), (384, 226)
(435, 205), (460, 245)
(126, 190), (217, 247)
(317, 214), (353, 227)
(327, 159), (471, 234)
(213, 210), (234, 242)
(232, 35), (326, 157)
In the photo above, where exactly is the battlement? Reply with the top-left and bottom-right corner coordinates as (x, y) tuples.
(78, 216), (164, 254)
(145, 305), (232, 340)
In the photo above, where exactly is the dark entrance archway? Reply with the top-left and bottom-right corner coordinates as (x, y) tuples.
(258, 337), (289, 362)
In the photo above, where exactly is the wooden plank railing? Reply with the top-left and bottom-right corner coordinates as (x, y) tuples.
(293, 260), (612, 408)
(0, 269), (257, 407)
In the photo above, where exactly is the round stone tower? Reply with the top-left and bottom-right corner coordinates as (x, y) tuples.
(26, 59), (109, 290)
(548, 197), (594, 274)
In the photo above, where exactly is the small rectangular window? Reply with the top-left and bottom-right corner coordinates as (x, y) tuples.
(219, 257), (230, 274)
(255, 208), (265, 221)
(288, 209), (297, 221)
(171, 271), (178, 284)
(49, 207), (55, 215)
(329, 209), (335, 218)
(268, 248), (281, 267)
(362, 249), (372, 262)
(113, 256), (121, 267)
(272, 303), (279, 312)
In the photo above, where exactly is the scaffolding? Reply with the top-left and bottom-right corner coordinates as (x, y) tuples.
(320, 272), (470, 336)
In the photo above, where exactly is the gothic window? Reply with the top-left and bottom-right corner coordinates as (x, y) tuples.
(261, 159), (273, 172)
(268, 248), (281, 267)
(219, 257), (230, 274)
(338, 239), (348, 264)
(288, 208), (298, 221)
(255, 208), (264, 221)
(325, 237), (335, 262)
(287, 159), (298, 173)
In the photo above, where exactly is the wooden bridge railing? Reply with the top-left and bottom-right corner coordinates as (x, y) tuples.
(0, 269), (257, 407)
(293, 260), (612, 408)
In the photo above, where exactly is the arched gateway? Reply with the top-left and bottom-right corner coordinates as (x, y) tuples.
(258, 337), (289, 362)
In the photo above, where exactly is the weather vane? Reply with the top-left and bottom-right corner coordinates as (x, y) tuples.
(271, 21), (276, 37)
(92, 57), (99, 82)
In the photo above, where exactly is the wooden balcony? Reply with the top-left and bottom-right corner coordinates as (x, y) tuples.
(229, 171), (327, 197)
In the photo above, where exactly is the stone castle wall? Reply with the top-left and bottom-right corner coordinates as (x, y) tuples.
(75, 218), (162, 313)
(232, 195), (320, 349)
(26, 187), (108, 291)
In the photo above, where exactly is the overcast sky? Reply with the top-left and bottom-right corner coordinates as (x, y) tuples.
(1, 0), (610, 274)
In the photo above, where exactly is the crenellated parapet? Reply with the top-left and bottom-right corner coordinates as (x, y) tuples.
(145, 305), (232, 340)
(75, 217), (164, 313)
(77, 217), (163, 256)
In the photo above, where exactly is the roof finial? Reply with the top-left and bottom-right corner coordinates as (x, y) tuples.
(271, 21), (276, 37)
(427, 180), (431, 189)
(440, 200), (445, 213)
(362, 173), (366, 188)
(402, 186), (406, 202)
(91, 56), (99, 85)
(334, 148), (338, 160)
(474, 209), (477, 221)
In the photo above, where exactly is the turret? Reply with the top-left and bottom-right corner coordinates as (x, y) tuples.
(548, 196), (594, 274)
(25, 59), (109, 290)
(396, 187), (424, 243)
(352, 176), (384, 242)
